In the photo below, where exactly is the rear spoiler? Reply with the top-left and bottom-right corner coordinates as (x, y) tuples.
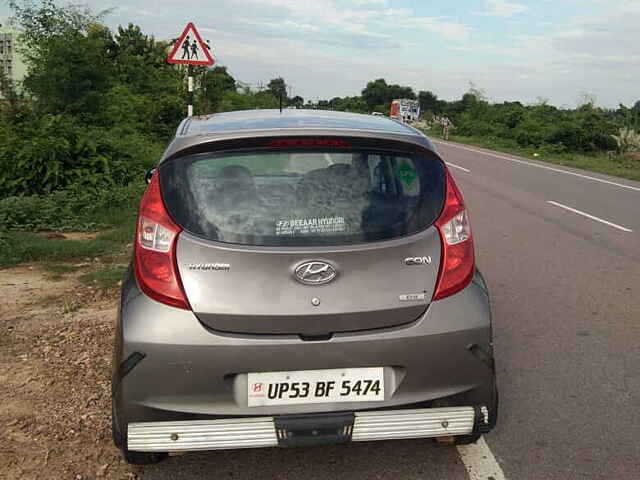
(160, 130), (440, 165)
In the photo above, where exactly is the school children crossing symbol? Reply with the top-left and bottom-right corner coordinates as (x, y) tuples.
(167, 22), (214, 66)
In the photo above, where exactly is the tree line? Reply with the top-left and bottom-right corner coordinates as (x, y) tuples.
(1, 0), (639, 204)
(212, 71), (640, 155)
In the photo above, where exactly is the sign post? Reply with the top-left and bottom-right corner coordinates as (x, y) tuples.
(167, 22), (215, 117)
(187, 68), (194, 117)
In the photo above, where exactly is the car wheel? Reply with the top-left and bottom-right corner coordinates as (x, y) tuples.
(454, 432), (482, 445)
(122, 449), (168, 465)
(111, 402), (123, 448)
(459, 384), (499, 445)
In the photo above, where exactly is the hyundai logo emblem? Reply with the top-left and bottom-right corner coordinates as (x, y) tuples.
(294, 261), (337, 285)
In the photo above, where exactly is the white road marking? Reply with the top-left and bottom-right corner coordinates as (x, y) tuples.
(548, 200), (633, 232)
(457, 437), (507, 480)
(433, 140), (640, 192)
(445, 161), (471, 173)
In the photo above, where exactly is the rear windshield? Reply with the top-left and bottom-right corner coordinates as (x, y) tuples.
(160, 148), (445, 246)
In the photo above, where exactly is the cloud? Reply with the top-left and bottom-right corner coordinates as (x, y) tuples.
(483, 0), (528, 17)
(399, 16), (473, 41)
(60, 0), (640, 107)
(221, 1), (473, 46)
(447, 1), (640, 106)
(350, 0), (387, 5)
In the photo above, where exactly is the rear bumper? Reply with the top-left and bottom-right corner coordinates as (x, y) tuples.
(128, 406), (490, 452)
(113, 268), (496, 444)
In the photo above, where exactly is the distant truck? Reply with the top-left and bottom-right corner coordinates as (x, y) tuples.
(390, 99), (420, 124)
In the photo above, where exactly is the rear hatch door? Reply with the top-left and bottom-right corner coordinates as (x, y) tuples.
(160, 137), (446, 336)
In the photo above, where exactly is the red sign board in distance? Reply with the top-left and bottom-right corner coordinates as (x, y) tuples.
(167, 22), (214, 66)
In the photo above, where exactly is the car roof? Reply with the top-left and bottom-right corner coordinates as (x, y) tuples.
(178, 109), (421, 137)
(161, 109), (437, 162)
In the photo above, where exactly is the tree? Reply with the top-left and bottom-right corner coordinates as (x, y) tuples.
(289, 95), (304, 108)
(387, 84), (416, 101)
(111, 24), (180, 95)
(201, 66), (236, 112)
(106, 23), (184, 136)
(361, 78), (415, 112)
(335, 96), (368, 113)
(219, 85), (279, 111)
(11, 0), (115, 116)
(267, 77), (287, 102)
(317, 99), (331, 110)
(29, 26), (115, 117)
(418, 90), (439, 114)
(361, 78), (389, 110)
(9, 0), (104, 50)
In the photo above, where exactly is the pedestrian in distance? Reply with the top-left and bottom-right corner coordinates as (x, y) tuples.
(441, 116), (452, 141)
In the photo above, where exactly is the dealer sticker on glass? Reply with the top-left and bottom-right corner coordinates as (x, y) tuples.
(275, 217), (346, 236)
(247, 367), (384, 407)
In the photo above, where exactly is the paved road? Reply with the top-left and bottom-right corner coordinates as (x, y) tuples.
(438, 140), (640, 480)
(140, 141), (640, 479)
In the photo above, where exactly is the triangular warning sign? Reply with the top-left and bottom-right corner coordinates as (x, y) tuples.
(167, 22), (215, 66)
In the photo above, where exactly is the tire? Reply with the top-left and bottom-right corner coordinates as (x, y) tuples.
(111, 402), (123, 448)
(454, 383), (499, 445)
(122, 449), (168, 465)
(454, 432), (482, 445)
(112, 402), (167, 464)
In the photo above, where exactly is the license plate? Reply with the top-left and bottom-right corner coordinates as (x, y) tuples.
(247, 367), (385, 407)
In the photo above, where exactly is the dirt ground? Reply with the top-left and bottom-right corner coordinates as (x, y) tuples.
(0, 266), (466, 480)
(0, 265), (145, 480)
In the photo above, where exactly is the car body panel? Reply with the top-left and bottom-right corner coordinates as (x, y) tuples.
(161, 110), (436, 164)
(177, 227), (441, 335)
(114, 266), (493, 420)
(178, 109), (425, 137)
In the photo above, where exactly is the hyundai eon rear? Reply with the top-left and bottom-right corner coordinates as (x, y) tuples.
(111, 109), (497, 465)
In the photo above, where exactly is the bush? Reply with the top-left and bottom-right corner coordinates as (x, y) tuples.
(0, 183), (144, 231)
(0, 114), (163, 197)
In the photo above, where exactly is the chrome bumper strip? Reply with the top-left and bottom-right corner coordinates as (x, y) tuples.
(128, 417), (278, 452)
(127, 406), (481, 452)
(352, 407), (475, 441)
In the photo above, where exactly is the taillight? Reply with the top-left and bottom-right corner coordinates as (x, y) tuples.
(266, 138), (350, 148)
(134, 171), (190, 310)
(432, 168), (475, 301)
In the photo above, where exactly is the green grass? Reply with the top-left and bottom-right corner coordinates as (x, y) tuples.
(423, 127), (640, 182)
(42, 263), (83, 282)
(79, 264), (128, 289)
(41, 264), (82, 274)
(0, 221), (135, 269)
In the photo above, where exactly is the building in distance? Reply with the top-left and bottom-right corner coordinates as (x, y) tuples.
(0, 20), (26, 98)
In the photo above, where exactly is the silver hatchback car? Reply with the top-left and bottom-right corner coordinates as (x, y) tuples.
(112, 109), (497, 464)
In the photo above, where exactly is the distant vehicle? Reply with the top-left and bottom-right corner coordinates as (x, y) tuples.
(390, 99), (420, 123)
(112, 109), (497, 465)
(371, 111), (384, 116)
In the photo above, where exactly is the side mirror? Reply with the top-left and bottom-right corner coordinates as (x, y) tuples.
(145, 168), (157, 184)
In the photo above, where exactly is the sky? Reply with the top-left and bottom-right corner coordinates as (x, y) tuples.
(1, 0), (639, 107)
